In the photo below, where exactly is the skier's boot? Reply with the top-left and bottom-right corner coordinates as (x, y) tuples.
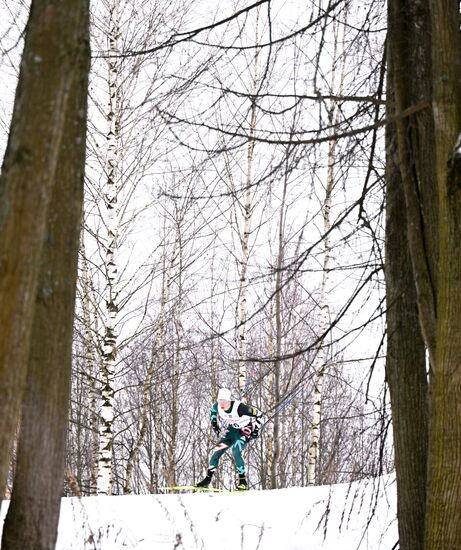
(236, 473), (248, 491)
(195, 469), (214, 489)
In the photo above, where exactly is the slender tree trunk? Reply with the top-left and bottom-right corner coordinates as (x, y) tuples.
(167, 219), (184, 487)
(124, 266), (168, 494)
(1, 0), (90, 546)
(306, 163), (332, 485)
(0, 0), (88, 488)
(425, 0), (461, 547)
(270, 286), (281, 488)
(97, 0), (122, 495)
(79, 239), (100, 495)
(269, 151), (292, 489)
(237, 12), (261, 394)
(265, 292), (275, 489)
(307, 16), (345, 485)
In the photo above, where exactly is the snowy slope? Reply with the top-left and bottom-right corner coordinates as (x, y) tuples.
(0, 475), (397, 550)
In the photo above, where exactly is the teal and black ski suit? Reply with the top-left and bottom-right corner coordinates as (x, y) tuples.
(208, 400), (263, 475)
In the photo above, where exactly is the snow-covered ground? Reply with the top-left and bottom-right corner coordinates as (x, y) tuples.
(0, 475), (397, 549)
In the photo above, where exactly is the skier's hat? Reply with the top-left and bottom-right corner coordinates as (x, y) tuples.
(217, 387), (232, 401)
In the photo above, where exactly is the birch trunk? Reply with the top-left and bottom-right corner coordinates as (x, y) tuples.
(307, 18), (345, 485)
(269, 151), (292, 488)
(97, 0), (121, 495)
(237, 12), (260, 394)
(80, 240), (100, 494)
(166, 216), (183, 485)
(265, 294), (275, 489)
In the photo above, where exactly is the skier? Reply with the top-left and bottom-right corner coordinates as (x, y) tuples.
(195, 387), (263, 491)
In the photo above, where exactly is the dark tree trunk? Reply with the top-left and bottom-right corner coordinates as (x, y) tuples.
(425, 0), (461, 547)
(386, 0), (435, 548)
(0, 0), (86, 486)
(387, 0), (438, 364)
(0, 0), (90, 548)
(385, 84), (428, 550)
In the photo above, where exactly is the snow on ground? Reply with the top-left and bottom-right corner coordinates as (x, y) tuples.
(0, 475), (397, 550)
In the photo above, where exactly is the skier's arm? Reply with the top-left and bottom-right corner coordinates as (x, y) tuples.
(210, 402), (220, 436)
(237, 403), (264, 436)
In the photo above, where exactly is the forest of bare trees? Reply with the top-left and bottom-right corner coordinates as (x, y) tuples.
(0, 0), (460, 549)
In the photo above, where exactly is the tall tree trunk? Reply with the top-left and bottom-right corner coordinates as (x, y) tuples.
(97, 0), (122, 495)
(387, 0), (437, 547)
(306, 148), (332, 485)
(269, 149), (292, 489)
(0, 0), (88, 488)
(426, 0), (461, 547)
(265, 291), (276, 489)
(388, 0), (438, 365)
(79, 239), (100, 495)
(167, 218), (184, 488)
(385, 75), (428, 550)
(307, 15), (345, 486)
(1, 0), (90, 547)
(237, 12), (261, 394)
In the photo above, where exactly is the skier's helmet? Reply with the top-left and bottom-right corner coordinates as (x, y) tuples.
(217, 388), (231, 401)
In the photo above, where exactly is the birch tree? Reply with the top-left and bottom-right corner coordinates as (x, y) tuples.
(95, 0), (122, 496)
(236, 13), (261, 394)
(307, 16), (347, 485)
(81, 0), (190, 495)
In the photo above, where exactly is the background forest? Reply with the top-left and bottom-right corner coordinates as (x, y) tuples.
(0, 0), (460, 549)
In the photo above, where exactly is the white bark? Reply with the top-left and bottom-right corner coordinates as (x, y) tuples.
(307, 16), (346, 486)
(97, 0), (121, 495)
(307, 174), (332, 484)
(237, 11), (260, 394)
(79, 237), (100, 494)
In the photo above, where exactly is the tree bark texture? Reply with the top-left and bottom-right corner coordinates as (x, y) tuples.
(385, 86), (428, 550)
(0, 0), (88, 488)
(425, 0), (461, 547)
(237, 10), (260, 394)
(97, 0), (122, 496)
(0, 0), (90, 548)
(307, 16), (345, 483)
(387, 0), (438, 366)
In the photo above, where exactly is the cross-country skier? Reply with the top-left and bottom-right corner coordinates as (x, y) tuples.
(195, 387), (263, 491)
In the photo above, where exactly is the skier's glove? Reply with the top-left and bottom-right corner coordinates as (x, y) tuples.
(212, 423), (220, 437)
(250, 426), (259, 439)
(241, 425), (252, 436)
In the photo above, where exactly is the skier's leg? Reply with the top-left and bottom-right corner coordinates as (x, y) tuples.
(231, 437), (248, 489)
(209, 441), (231, 471)
(232, 436), (248, 491)
(195, 442), (230, 487)
(231, 437), (247, 474)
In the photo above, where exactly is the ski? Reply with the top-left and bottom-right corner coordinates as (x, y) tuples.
(159, 485), (229, 493)
(158, 485), (249, 494)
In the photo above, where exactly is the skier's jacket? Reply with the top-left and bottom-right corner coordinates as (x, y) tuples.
(210, 400), (263, 433)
